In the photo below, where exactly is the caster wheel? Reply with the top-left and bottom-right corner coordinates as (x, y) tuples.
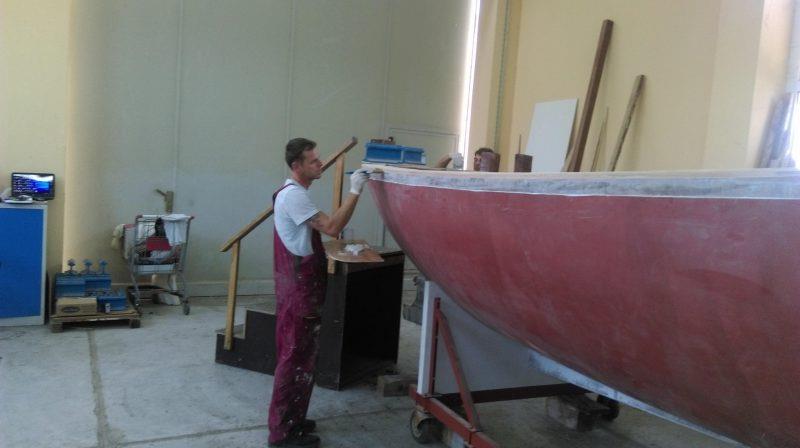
(576, 411), (597, 432)
(182, 302), (190, 315)
(129, 319), (141, 329)
(597, 396), (620, 421)
(409, 411), (441, 444)
(50, 323), (64, 333)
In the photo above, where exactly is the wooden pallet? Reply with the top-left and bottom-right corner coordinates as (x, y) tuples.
(50, 308), (141, 333)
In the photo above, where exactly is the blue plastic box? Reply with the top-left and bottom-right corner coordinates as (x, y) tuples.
(54, 274), (86, 298)
(364, 143), (426, 165)
(84, 273), (112, 295)
(97, 290), (128, 312)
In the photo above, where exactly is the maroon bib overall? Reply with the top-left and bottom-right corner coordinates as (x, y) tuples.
(267, 183), (327, 444)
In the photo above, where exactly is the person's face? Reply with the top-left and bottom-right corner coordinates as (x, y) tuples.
(473, 153), (483, 171)
(295, 148), (323, 180)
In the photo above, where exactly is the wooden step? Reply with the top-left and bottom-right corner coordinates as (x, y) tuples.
(216, 323), (245, 339)
(215, 309), (277, 374)
(214, 249), (405, 390)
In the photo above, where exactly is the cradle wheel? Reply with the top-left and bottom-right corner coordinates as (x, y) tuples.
(409, 410), (441, 444)
(597, 395), (620, 421)
(182, 302), (190, 315)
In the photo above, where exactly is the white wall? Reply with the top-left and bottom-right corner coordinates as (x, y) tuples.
(63, 0), (472, 295)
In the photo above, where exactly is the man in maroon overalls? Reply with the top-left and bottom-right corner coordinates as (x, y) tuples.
(268, 138), (368, 448)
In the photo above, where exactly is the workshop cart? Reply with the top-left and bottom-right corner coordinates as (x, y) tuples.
(123, 214), (194, 314)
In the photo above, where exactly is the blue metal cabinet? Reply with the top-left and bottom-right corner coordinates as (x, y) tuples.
(0, 204), (46, 325)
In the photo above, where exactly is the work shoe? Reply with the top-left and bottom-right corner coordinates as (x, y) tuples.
(296, 419), (316, 433)
(268, 432), (320, 448)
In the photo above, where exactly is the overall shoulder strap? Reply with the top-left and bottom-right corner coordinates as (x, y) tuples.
(272, 182), (294, 203)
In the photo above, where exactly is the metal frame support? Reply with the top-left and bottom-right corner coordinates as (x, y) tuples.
(411, 297), (499, 447)
(410, 296), (589, 447)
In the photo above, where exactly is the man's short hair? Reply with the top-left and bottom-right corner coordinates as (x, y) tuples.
(475, 147), (494, 156)
(285, 138), (317, 168)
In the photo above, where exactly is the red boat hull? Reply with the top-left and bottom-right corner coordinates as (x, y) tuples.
(368, 168), (800, 448)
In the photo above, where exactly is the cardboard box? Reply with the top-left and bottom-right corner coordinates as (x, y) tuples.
(55, 297), (97, 316)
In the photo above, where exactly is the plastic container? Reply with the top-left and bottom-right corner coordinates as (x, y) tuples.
(452, 152), (464, 170)
(84, 273), (112, 295)
(364, 143), (426, 165)
(97, 290), (128, 312)
(54, 274), (87, 298)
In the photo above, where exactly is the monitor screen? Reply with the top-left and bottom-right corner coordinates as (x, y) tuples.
(11, 172), (55, 200)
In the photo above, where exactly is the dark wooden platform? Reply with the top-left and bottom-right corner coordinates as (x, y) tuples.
(215, 248), (405, 390)
(50, 308), (141, 332)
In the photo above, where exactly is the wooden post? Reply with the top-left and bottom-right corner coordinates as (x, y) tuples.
(332, 156), (345, 210)
(608, 75), (645, 171)
(223, 241), (241, 351)
(514, 154), (533, 172)
(590, 107), (609, 171)
(567, 19), (614, 172)
(328, 155), (346, 274)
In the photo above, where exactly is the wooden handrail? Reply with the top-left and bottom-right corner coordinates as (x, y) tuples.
(221, 136), (357, 351)
(219, 136), (358, 252)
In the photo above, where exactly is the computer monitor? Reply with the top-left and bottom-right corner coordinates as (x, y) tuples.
(11, 172), (55, 200)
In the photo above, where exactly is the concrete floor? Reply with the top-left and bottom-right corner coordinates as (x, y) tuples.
(0, 294), (735, 448)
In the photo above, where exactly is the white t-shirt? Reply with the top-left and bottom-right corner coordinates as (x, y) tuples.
(274, 179), (320, 256)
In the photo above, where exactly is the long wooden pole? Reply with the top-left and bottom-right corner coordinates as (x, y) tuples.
(223, 241), (241, 350)
(590, 107), (609, 171)
(567, 19), (614, 172)
(608, 75), (645, 171)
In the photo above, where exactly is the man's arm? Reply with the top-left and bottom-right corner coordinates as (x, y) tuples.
(433, 154), (452, 169)
(307, 193), (359, 238)
(307, 169), (368, 237)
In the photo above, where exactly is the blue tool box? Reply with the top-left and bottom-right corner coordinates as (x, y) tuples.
(54, 275), (86, 298)
(363, 143), (426, 165)
(97, 290), (128, 312)
(84, 274), (112, 295)
(54, 259), (115, 305)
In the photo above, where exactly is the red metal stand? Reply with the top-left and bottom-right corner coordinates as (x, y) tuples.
(409, 298), (587, 447)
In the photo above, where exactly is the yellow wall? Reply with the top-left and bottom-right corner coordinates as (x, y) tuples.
(746, 0), (793, 166)
(704, 0), (793, 168)
(0, 0), (70, 276)
(475, 0), (793, 171)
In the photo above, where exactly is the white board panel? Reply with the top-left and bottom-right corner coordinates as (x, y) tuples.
(525, 99), (578, 172)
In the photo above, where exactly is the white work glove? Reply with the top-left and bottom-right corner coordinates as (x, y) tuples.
(349, 168), (369, 195)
